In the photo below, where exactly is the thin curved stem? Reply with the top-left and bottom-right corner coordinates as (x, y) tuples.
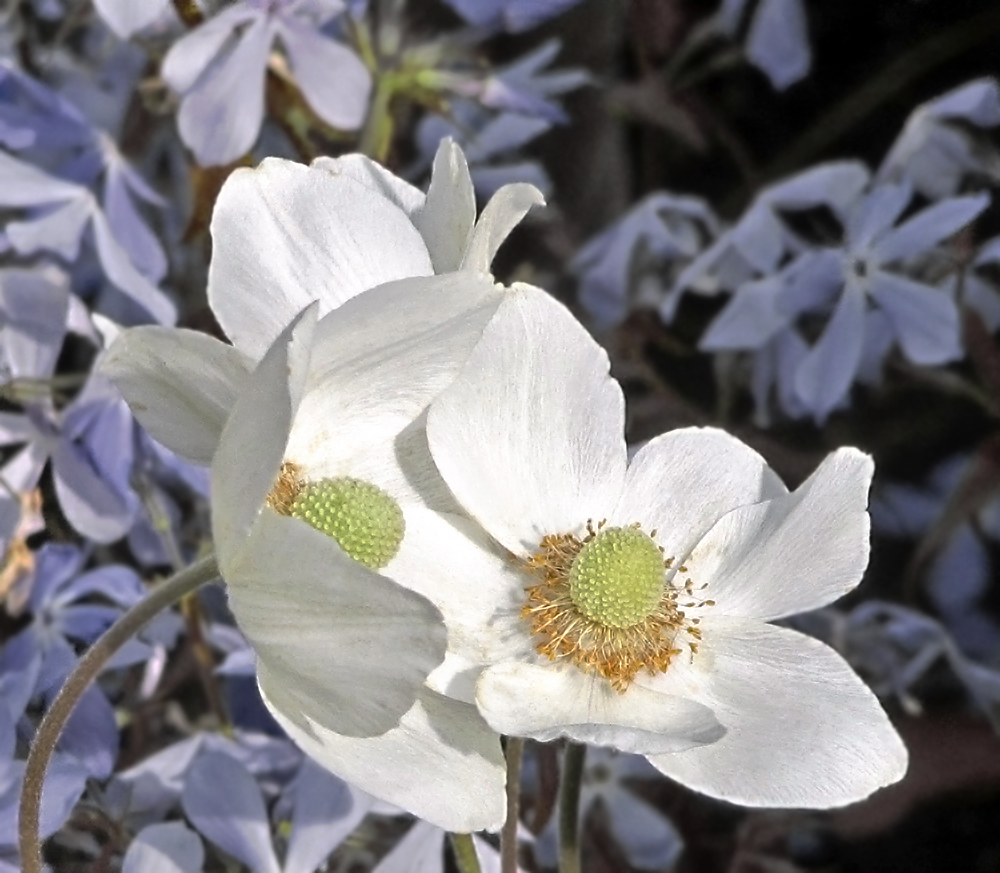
(500, 737), (524, 873)
(558, 742), (587, 873)
(19, 554), (220, 873)
(450, 832), (482, 873)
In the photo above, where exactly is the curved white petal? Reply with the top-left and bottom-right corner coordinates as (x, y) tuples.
(428, 285), (627, 556)
(101, 327), (251, 465)
(476, 662), (724, 754)
(284, 272), (504, 509)
(212, 305), (316, 565)
(208, 158), (432, 360)
(261, 682), (507, 832)
(689, 447), (873, 620)
(413, 138), (476, 273)
(227, 510), (447, 739)
(310, 154), (424, 217)
(612, 427), (786, 560)
(389, 508), (533, 703)
(461, 184), (545, 273)
(646, 619), (907, 807)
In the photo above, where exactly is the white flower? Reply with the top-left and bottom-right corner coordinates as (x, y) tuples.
(423, 285), (908, 809)
(207, 137), (543, 361)
(102, 143), (543, 831)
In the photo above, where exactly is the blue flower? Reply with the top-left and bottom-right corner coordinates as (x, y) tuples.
(573, 192), (719, 328)
(878, 79), (1000, 201)
(439, 0), (584, 33)
(713, 0), (811, 90)
(162, 0), (371, 166)
(698, 176), (989, 422)
(0, 151), (174, 324)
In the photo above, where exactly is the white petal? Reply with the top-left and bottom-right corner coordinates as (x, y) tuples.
(212, 305), (316, 564)
(794, 283), (865, 421)
(646, 619), (907, 807)
(280, 20), (371, 130)
(389, 508), (533, 703)
(476, 662), (724, 754)
(689, 447), (873, 620)
(461, 186), (545, 272)
(261, 683), (507, 832)
(284, 272), (504, 508)
(208, 159), (432, 360)
(869, 272), (962, 365)
(612, 427), (786, 560)
(227, 510), (447, 739)
(310, 154), (424, 217)
(428, 285), (627, 556)
(413, 138), (477, 273)
(101, 327), (251, 465)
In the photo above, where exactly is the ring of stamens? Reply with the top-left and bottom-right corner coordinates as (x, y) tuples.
(522, 520), (712, 693)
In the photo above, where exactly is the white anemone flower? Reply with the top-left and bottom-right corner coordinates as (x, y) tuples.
(424, 285), (908, 809)
(102, 142), (544, 831)
(207, 136), (544, 361)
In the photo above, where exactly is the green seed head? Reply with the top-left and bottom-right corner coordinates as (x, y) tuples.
(290, 476), (404, 570)
(568, 526), (665, 628)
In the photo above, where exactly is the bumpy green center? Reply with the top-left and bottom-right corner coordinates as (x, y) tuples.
(290, 477), (404, 570)
(568, 526), (665, 628)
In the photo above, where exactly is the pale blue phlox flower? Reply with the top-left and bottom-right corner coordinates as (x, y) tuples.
(573, 192), (719, 328)
(161, 0), (371, 166)
(440, 0), (584, 34)
(878, 78), (1000, 201)
(713, 0), (811, 90)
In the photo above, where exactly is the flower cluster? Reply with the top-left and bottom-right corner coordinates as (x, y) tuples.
(9, 1), (1000, 870)
(99, 143), (905, 837)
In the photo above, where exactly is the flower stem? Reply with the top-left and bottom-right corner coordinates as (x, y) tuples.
(358, 72), (397, 164)
(450, 833), (482, 873)
(558, 742), (587, 873)
(19, 554), (220, 873)
(501, 737), (524, 873)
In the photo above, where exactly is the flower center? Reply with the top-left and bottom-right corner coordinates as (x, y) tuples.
(266, 463), (404, 569)
(523, 521), (711, 692)
(569, 526), (665, 628)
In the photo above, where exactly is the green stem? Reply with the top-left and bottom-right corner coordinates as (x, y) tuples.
(558, 742), (587, 873)
(19, 554), (220, 873)
(358, 72), (396, 163)
(500, 737), (524, 873)
(450, 833), (482, 873)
